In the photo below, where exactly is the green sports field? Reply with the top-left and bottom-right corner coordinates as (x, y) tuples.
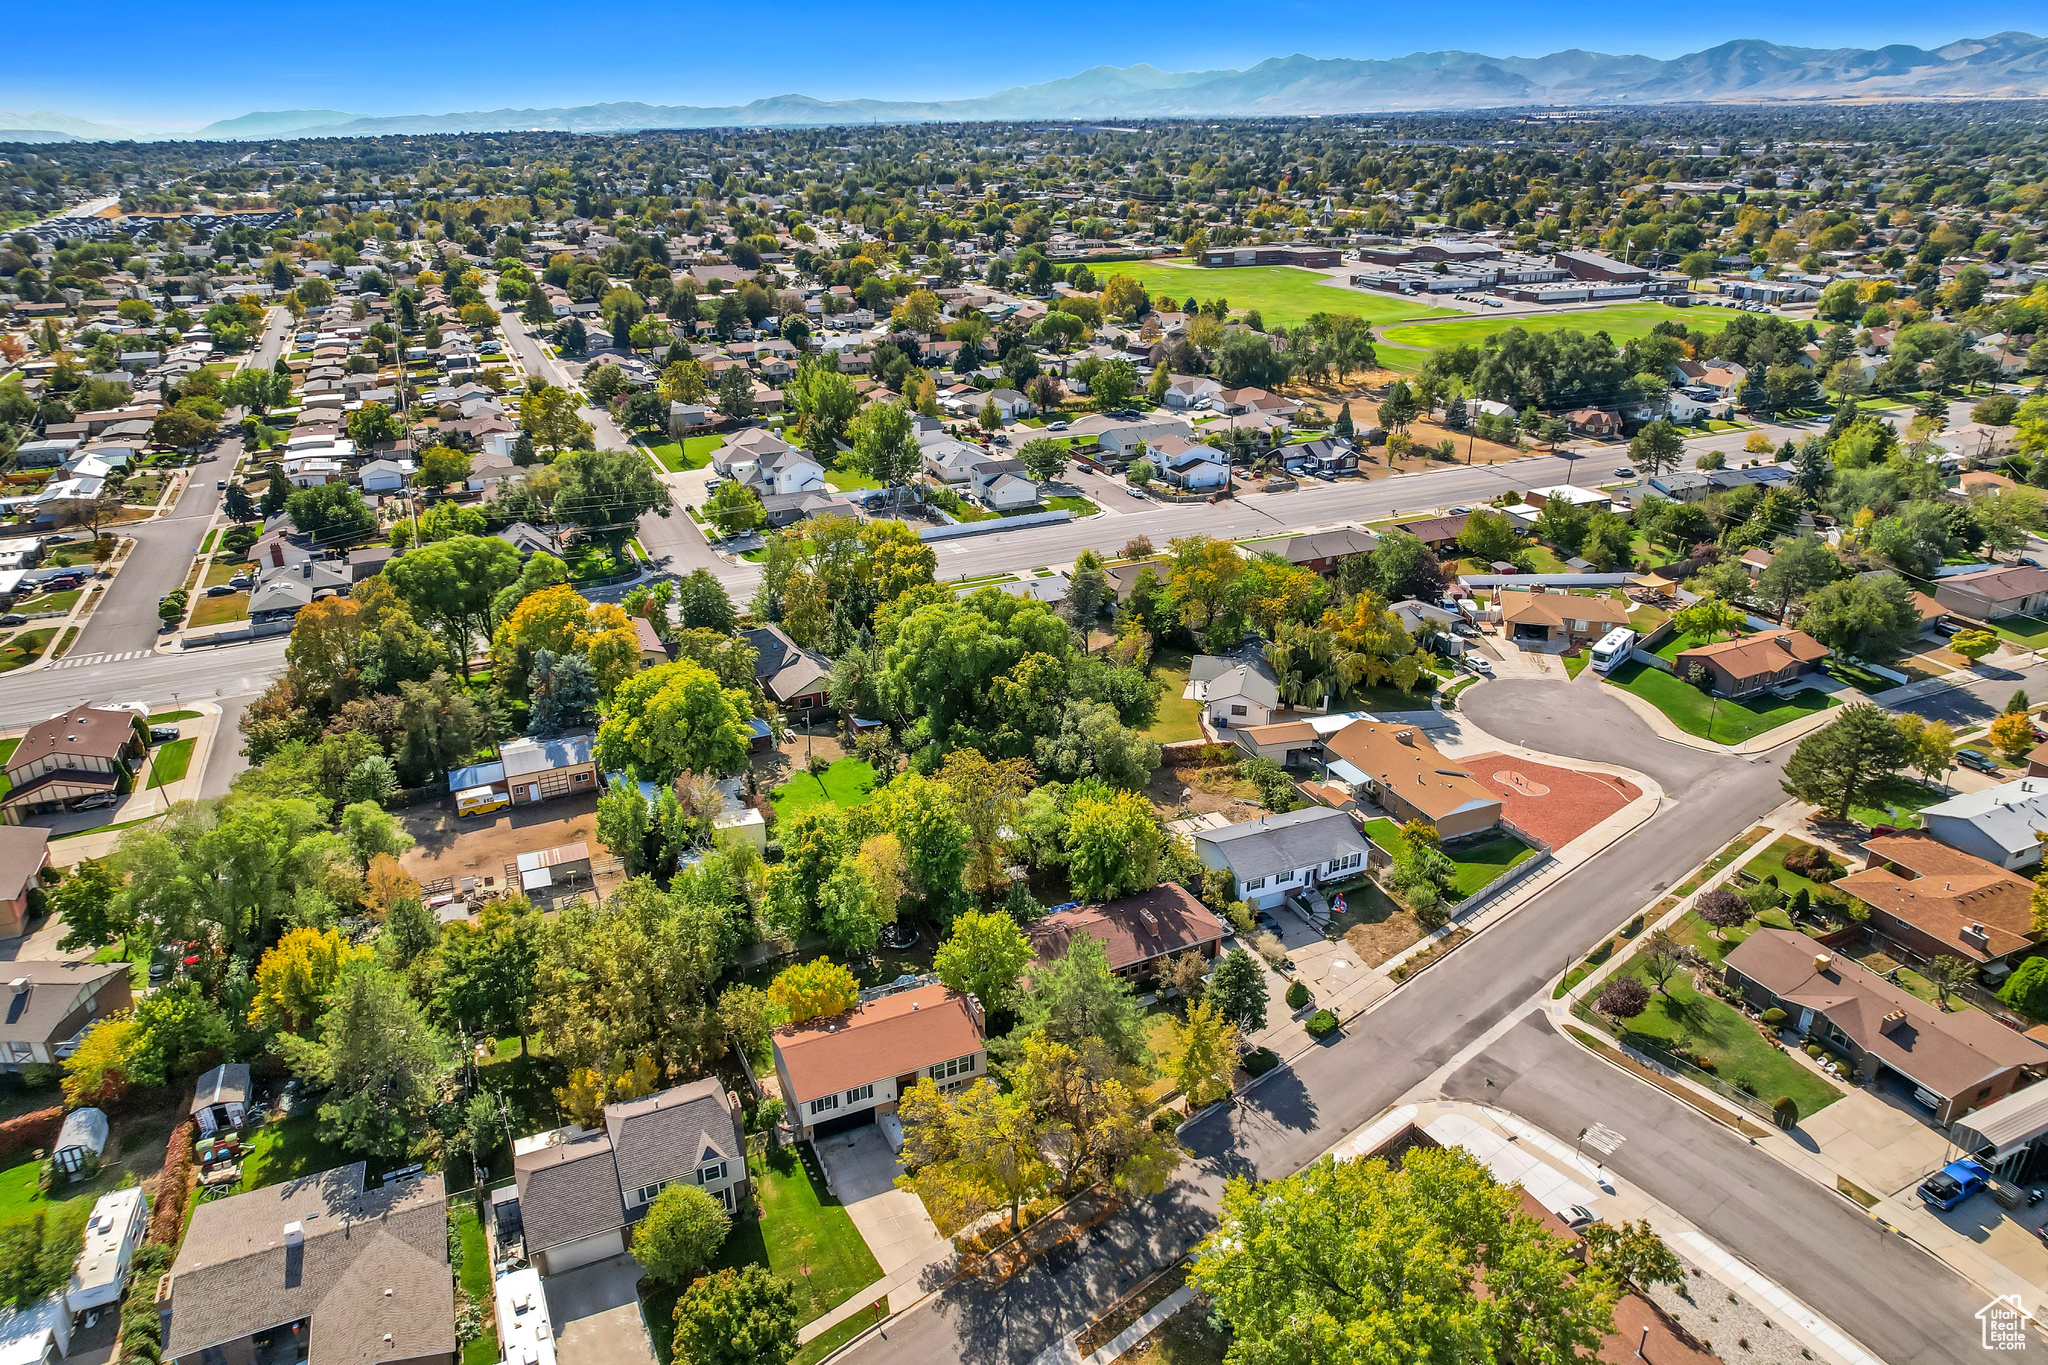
(1376, 300), (1731, 371)
(1086, 261), (1456, 330)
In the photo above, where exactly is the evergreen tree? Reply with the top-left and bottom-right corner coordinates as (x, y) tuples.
(1333, 402), (1354, 439)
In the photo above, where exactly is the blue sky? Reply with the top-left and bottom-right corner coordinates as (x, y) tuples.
(11, 2), (2044, 131)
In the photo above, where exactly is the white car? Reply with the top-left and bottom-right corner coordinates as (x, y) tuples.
(1465, 657), (1493, 675)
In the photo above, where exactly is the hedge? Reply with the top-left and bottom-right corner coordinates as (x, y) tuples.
(0, 1107), (63, 1167)
(146, 1120), (196, 1246)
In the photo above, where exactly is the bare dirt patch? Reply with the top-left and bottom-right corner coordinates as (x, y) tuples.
(1147, 764), (1267, 820)
(399, 791), (623, 900)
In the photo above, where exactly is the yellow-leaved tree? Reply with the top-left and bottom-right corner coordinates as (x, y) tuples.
(249, 927), (370, 1035)
(767, 960), (860, 1024)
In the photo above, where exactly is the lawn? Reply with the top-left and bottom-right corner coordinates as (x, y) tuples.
(1344, 683), (1441, 714)
(824, 461), (882, 492)
(1380, 302), (1729, 361)
(646, 1145), (882, 1363)
(239, 1114), (366, 1192)
(1605, 661), (1832, 744)
(1604, 955), (1841, 1116)
(1147, 648), (1204, 743)
(1088, 261), (1455, 330)
(148, 710), (202, 725)
(146, 738), (196, 789)
(1041, 494), (1099, 517)
(1990, 615), (2048, 649)
(188, 591), (250, 627)
(1846, 774), (1945, 831)
(770, 758), (878, 821)
(1563, 652), (1590, 679)
(647, 434), (724, 472)
(20, 588), (82, 615)
(1363, 821), (1537, 900)
(1743, 835), (1844, 903)
(0, 628), (58, 673)
(202, 560), (244, 589)
(452, 1201), (499, 1365)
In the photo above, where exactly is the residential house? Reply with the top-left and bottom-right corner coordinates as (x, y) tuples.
(358, 458), (412, 494)
(0, 827), (51, 938)
(1497, 587), (1631, 650)
(1105, 558), (1172, 603)
(1320, 719), (1505, 840)
(1523, 486), (1610, 512)
(982, 388), (1034, 420)
(1154, 437), (1229, 491)
(1187, 654), (1282, 731)
(1563, 409), (1621, 439)
(773, 983), (987, 1142)
(1277, 527), (1379, 574)
(1193, 806), (1374, 910)
(346, 545), (400, 583)
(1389, 599), (1462, 639)
(513, 1078), (749, 1275)
(1836, 833), (2038, 970)
(1394, 513), (1469, 552)
(498, 732), (598, 805)
(634, 618), (669, 667)
(743, 624), (833, 721)
(747, 445), (829, 498)
(1672, 629), (1829, 698)
(248, 560), (351, 627)
(496, 522), (562, 558)
(162, 1165), (457, 1365)
(1215, 388), (1300, 420)
(0, 961), (132, 1071)
(1023, 884), (1226, 981)
(2, 706), (146, 824)
(970, 459), (1039, 511)
(1161, 375), (1223, 409)
(920, 438), (992, 484)
(1090, 419), (1195, 464)
(1231, 720), (1322, 766)
(1933, 566), (2048, 622)
(1723, 930), (2048, 1125)
(1284, 437), (1358, 478)
(1921, 779), (2048, 870)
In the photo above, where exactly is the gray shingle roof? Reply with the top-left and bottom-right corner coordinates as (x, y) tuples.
(1196, 807), (1372, 883)
(514, 1135), (626, 1253)
(165, 1166), (453, 1365)
(603, 1077), (741, 1198)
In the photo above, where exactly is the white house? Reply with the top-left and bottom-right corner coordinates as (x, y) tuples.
(1162, 375), (1224, 409)
(1194, 807), (1375, 910)
(1921, 779), (2048, 871)
(970, 459), (1039, 511)
(773, 983), (987, 1143)
(358, 458), (413, 493)
(1187, 655), (1281, 730)
(1154, 436), (1228, 490)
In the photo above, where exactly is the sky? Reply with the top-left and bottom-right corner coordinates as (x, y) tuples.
(9, 1), (2046, 131)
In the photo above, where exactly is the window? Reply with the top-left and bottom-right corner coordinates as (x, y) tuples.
(844, 1083), (874, 1106)
(928, 1054), (977, 1082)
(634, 1182), (667, 1206)
(1274, 869), (1295, 885)
(573, 771), (592, 784)
(698, 1161), (728, 1185)
(809, 1093), (838, 1115)
(1243, 876), (1265, 892)
(1229, 704), (1248, 717)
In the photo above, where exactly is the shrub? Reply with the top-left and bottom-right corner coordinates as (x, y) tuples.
(146, 1121), (196, 1245)
(1621, 915), (1645, 938)
(1285, 980), (1311, 1011)
(1773, 1096), (1799, 1128)
(1305, 1009), (1339, 1039)
(1761, 1008), (1787, 1026)
(1242, 1047), (1279, 1077)
(0, 1107), (62, 1168)
(1804, 1042), (1824, 1058)
(1150, 1108), (1179, 1134)
(1595, 976), (1652, 1022)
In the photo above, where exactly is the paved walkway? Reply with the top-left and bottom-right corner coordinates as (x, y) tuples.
(802, 1126), (952, 1347)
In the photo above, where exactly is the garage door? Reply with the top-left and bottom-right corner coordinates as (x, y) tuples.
(542, 1229), (625, 1276)
(539, 770), (572, 799)
(812, 1107), (876, 1140)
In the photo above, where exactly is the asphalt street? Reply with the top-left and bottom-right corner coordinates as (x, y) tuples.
(843, 680), (1814, 1365)
(1878, 660), (2048, 728)
(1446, 1018), (1987, 1365)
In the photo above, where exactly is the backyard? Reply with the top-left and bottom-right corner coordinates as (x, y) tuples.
(1604, 661), (1832, 744)
(644, 1144), (882, 1365)
(1362, 820), (1538, 899)
(1651, 626), (1748, 663)
(1085, 261), (1453, 330)
(647, 434), (725, 472)
(770, 757), (879, 821)
(1742, 835), (1846, 903)
(237, 1112), (370, 1192)
(1146, 648), (1204, 743)
(452, 1201), (498, 1365)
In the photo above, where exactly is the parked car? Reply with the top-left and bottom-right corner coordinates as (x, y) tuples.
(71, 793), (118, 812)
(0, 615), (23, 627)
(1047, 420), (1068, 432)
(1920, 1159), (1991, 1210)
(150, 725), (181, 744)
(216, 480), (228, 490)
(1562, 1205), (1601, 1230)
(228, 575), (253, 589)
(205, 583), (237, 597)
(1465, 657), (1493, 675)
(1958, 749), (2003, 775)
(1126, 486), (1145, 499)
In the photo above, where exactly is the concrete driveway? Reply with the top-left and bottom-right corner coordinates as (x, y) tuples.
(813, 1123), (945, 1276)
(543, 1255), (655, 1365)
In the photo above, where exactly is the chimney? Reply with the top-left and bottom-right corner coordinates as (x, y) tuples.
(1961, 923), (1991, 951)
(1879, 1009), (1908, 1037)
(1813, 953), (1833, 974)
(283, 1221), (304, 1246)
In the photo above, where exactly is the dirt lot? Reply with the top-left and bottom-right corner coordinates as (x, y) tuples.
(399, 792), (625, 903)
(1147, 763), (1270, 820)
(1464, 753), (1640, 850)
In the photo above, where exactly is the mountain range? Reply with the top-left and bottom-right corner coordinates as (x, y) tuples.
(12, 33), (2048, 143)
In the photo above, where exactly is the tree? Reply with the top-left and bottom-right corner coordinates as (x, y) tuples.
(1595, 975), (1652, 1022)
(416, 445), (470, 490)
(1018, 437), (1069, 483)
(1672, 594), (1744, 646)
(2000, 956), (2048, 1022)
(816, 863), (885, 956)
(594, 661), (752, 782)
(633, 1184), (730, 1283)
(152, 406), (218, 449)
(278, 964), (447, 1163)
(846, 400), (922, 503)
(520, 385), (593, 457)
(250, 927), (372, 1035)
(937, 748), (1033, 898)
(670, 1265), (798, 1365)
(1016, 934), (1148, 1067)
(703, 481), (764, 538)
(1454, 510), (1526, 568)
(52, 857), (123, 953)
(767, 959), (859, 1023)
(1629, 418), (1685, 476)
(1207, 948), (1268, 1034)
(1639, 930), (1686, 997)
(1781, 703), (1912, 822)
(386, 535), (523, 677)
(714, 365), (757, 422)
(1795, 574), (1923, 661)
(1695, 887), (1753, 939)
(897, 1077), (1049, 1233)
(1063, 786), (1162, 900)
(598, 783), (653, 877)
(62, 1018), (143, 1108)
(933, 910), (1035, 1017)
(556, 447), (674, 545)
(1192, 1147), (1617, 1365)
(1991, 711), (2037, 765)
(1580, 1220), (1685, 1293)
(673, 569), (736, 634)
(1161, 999), (1238, 1107)
(1376, 381), (1419, 432)
(1923, 955), (1974, 1010)
(1754, 535), (1839, 616)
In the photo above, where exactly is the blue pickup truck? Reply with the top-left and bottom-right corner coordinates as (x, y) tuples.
(1919, 1159), (1992, 1210)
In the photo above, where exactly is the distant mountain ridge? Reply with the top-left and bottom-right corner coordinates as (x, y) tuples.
(10, 33), (2048, 143)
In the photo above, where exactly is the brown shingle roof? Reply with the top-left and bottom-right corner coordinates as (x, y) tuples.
(1837, 832), (2037, 962)
(1673, 628), (1828, 684)
(1725, 930), (2048, 1099)
(1321, 720), (1504, 825)
(8, 707), (138, 773)
(1025, 884), (1226, 975)
(773, 984), (982, 1106)
(1498, 589), (1631, 631)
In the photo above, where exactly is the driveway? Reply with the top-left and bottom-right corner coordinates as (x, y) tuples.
(543, 1255), (655, 1365)
(813, 1122), (945, 1277)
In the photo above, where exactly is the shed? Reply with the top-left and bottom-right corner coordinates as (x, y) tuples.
(52, 1108), (107, 1179)
(190, 1063), (250, 1137)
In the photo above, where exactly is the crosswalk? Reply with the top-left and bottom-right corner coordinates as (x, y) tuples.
(1579, 1122), (1627, 1156)
(47, 650), (153, 670)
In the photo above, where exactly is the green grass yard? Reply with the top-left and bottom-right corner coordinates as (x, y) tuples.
(1088, 261), (1455, 330)
(1743, 835), (1844, 903)
(146, 738), (196, 789)
(1041, 495), (1099, 517)
(824, 461), (883, 492)
(1990, 615), (2048, 649)
(770, 758), (879, 821)
(188, 591), (250, 627)
(1363, 820), (1537, 900)
(1380, 301), (1730, 361)
(648, 434), (724, 472)
(1846, 775), (1945, 831)
(1147, 649), (1204, 743)
(1605, 661), (1832, 745)
(239, 1114), (367, 1192)
(0, 629), (58, 673)
(453, 1201), (499, 1365)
